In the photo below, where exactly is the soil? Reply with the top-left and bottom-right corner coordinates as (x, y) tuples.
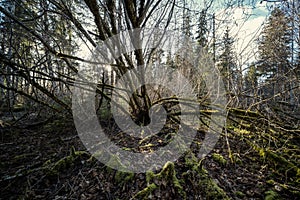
(0, 112), (299, 199)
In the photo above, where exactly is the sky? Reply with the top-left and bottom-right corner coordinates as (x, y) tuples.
(212, 0), (270, 68)
(185, 0), (272, 69)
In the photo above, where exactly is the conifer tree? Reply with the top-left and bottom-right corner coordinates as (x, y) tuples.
(218, 27), (237, 93)
(258, 7), (292, 79)
(195, 10), (208, 48)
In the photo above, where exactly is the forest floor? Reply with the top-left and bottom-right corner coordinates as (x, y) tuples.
(0, 111), (299, 199)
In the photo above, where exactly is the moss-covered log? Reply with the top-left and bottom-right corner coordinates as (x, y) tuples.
(44, 147), (90, 176)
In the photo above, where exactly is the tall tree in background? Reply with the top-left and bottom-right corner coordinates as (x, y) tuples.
(258, 7), (292, 102)
(195, 9), (208, 48)
(258, 7), (292, 79)
(218, 27), (237, 94)
(0, 0), (36, 108)
(244, 64), (259, 107)
(296, 8), (300, 78)
(0, 0), (79, 113)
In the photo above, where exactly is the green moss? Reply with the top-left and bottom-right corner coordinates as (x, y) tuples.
(212, 153), (227, 166)
(184, 151), (198, 166)
(47, 155), (75, 176)
(235, 191), (245, 198)
(143, 161), (186, 199)
(44, 147), (89, 176)
(155, 161), (186, 198)
(13, 153), (34, 160)
(200, 176), (230, 199)
(115, 171), (134, 183)
(105, 154), (129, 173)
(266, 150), (299, 176)
(122, 147), (133, 151)
(88, 149), (104, 162)
(265, 190), (280, 200)
(229, 108), (262, 119)
(259, 149), (266, 158)
(291, 190), (300, 197)
(139, 143), (155, 148)
(146, 171), (155, 183)
(132, 183), (158, 199)
(13, 103), (25, 112)
(98, 106), (112, 120)
(43, 159), (52, 167)
(266, 179), (275, 185)
(138, 152), (230, 199)
(234, 127), (251, 135)
(184, 150), (204, 171)
(297, 168), (300, 177)
(232, 154), (242, 165)
(183, 152), (229, 199)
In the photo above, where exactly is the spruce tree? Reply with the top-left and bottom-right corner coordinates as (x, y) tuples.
(258, 7), (292, 79)
(218, 27), (237, 93)
(195, 10), (208, 48)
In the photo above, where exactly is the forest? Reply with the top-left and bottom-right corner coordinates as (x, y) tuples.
(0, 0), (299, 199)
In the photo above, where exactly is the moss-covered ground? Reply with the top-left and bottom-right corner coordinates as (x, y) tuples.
(0, 109), (299, 199)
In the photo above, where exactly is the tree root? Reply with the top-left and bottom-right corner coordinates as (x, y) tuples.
(132, 161), (186, 199)
(133, 152), (230, 199)
(183, 152), (230, 199)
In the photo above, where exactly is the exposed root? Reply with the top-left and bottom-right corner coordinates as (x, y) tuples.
(133, 161), (186, 199)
